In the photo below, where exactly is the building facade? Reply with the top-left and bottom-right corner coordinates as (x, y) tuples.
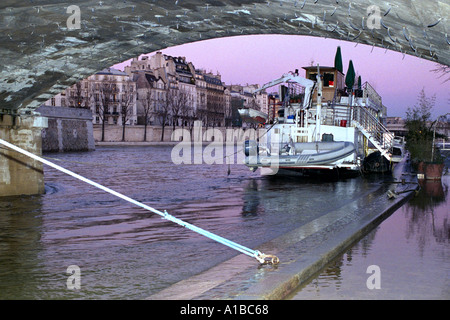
(43, 68), (137, 127)
(45, 52), (269, 132)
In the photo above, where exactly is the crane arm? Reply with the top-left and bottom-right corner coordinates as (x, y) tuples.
(252, 72), (316, 108)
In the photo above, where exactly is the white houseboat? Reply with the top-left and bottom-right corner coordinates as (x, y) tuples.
(243, 63), (394, 178)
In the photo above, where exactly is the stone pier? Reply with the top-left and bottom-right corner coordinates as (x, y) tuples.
(0, 114), (48, 197)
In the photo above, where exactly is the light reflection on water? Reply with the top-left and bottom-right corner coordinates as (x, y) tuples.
(290, 175), (450, 300)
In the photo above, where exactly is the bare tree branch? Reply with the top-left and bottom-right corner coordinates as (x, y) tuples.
(430, 63), (450, 83)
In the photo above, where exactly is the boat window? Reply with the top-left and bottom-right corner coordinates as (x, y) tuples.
(393, 147), (402, 156)
(308, 73), (317, 81)
(323, 73), (334, 87)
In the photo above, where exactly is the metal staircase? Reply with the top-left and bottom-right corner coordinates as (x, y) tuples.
(352, 105), (394, 160)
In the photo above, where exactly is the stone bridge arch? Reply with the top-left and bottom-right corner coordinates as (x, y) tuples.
(0, 0), (448, 115)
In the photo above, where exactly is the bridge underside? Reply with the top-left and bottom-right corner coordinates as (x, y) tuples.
(0, 0), (449, 115)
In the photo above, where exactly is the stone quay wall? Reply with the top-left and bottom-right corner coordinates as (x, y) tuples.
(37, 106), (95, 153)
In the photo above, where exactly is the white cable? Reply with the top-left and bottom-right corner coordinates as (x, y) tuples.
(0, 138), (275, 264)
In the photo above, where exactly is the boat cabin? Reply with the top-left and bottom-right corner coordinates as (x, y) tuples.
(302, 66), (345, 104)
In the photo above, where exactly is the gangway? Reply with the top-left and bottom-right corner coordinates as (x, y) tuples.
(352, 105), (394, 160)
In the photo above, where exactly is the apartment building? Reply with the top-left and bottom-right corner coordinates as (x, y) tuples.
(45, 52), (267, 130)
(43, 68), (137, 126)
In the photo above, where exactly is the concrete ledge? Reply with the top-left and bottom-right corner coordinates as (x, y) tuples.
(236, 184), (416, 300)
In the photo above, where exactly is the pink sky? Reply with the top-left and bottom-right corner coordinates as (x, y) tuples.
(115, 35), (449, 119)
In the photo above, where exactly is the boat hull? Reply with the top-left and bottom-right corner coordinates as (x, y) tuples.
(260, 166), (361, 179)
(245, 141), (357, 174)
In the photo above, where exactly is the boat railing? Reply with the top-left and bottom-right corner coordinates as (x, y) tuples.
(324, 103), (352, 126)
(352, 105), (394, 158)
(436, 138), (450, 151)
(362, 82), (382, 108)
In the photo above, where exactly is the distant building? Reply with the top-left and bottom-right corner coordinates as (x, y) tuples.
(435, 120), (450, 139)
(203, 72), (226, 127)
(45, 52), (268, 130)
(127, 53), (233, 127)
(385, 117), (407, 137)
(133, 71), (167, 126)
(43, 68), (137, 126)
(267, 93), (281, 123)
(227, 84), (268, 113)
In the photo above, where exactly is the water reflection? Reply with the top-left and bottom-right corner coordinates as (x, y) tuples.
(0, 195), (45, 299)
(241, 179), (262, 217)
(290, 175), (450, 300)
(404, 179), (449, 252)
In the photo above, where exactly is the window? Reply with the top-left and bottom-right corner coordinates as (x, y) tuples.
(323, 73), (335, 87)
(308, 73), (317, 81)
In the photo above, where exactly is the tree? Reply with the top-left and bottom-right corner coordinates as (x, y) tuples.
(179, 91), (193, 129)
(345, 60), (355, 91)
(98, 79), (117, 142)
(404, 88), (441, 164)
(334, 46), (343, 73)
(207, 92), (224, 128)
(169, 88), (189, 131)
(140, 88), (154, 142)
(231, 97), (243, 127)
(119, 79), (135, 141)
(430, 63), (450, 83)
(186, 107), (199, 139)
(157, 88), (171, 141)
(406, 87), (435, 123)
(68, 82), (88, 108)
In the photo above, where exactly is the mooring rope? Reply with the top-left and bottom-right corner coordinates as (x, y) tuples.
(0, 138), (278, 265)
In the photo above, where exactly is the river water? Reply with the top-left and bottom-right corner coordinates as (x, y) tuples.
(0, 145), (448, 299)
(290, 174), (449, 300)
